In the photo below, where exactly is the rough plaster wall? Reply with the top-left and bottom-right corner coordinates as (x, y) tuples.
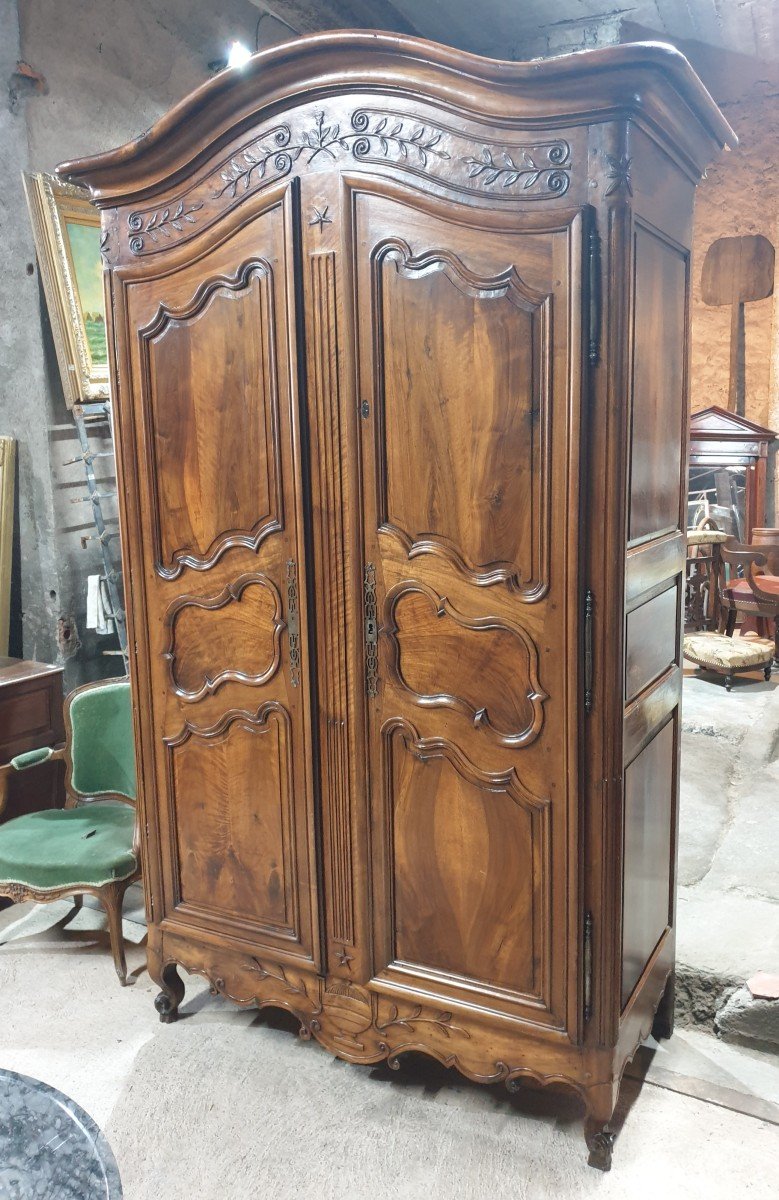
(0, 0), (62, 664)
(0, 0), (258, 687)
(690, 81), (779, 431)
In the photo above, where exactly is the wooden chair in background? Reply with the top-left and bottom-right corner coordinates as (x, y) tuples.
(719, 544), (779, 662)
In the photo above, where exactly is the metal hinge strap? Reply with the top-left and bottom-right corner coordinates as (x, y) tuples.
(584, 911), (593, 1023)
(286, 559), (301, 687)
(364, 562), (378, 697)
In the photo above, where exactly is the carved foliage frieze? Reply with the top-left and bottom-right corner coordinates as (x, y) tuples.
(160, 942), (580, 1091)
(125, 110), (572, 255)
(162, 573), (284, 702)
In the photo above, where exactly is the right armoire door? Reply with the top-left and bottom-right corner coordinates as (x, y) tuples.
(352, 177), (587, 1037)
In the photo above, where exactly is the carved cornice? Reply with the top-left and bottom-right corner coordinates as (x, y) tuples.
(59, 35), (735, 203)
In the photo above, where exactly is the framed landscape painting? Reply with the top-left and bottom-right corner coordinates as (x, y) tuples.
(23, 172), (109, 406)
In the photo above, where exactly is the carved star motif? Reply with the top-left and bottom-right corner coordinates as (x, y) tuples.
(335, 946), (353, 967)
(605, 154), (633, 197)
(309, 205), (332, 232)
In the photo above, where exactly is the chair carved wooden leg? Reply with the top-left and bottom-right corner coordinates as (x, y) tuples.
(98, 879), (132, 986)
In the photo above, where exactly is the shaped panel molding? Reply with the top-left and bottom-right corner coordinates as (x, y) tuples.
(382, 718), (551, 1007)
(372, 241), (550, 597)
(384, 582), (546, 747)
(162, 573), (284, 702)
(139, 258), (284, 579)
(164, 703), (299, 939)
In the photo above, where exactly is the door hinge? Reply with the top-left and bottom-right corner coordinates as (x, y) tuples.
(587, 216), (601, 367)
(583, 911), (593, 1023)
(584, 588), (594, 714)
(364, 562), (378, 697)
(286, 559), (301, 687)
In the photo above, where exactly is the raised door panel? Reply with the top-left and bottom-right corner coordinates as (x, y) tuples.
(353, 181), (582, 1032)
(377, 246), (546, 593)
(114, 187), (318, 962)
(167, 706), (298, 937)
(385, 720), (550, 1009)
(143, 264), (281, 576)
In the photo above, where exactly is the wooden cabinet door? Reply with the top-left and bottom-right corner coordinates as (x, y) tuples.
(354, 179), (584, 1034)
(112, 184), (319, 966)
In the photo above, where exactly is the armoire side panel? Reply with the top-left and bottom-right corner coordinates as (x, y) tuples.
(621, 213), (689, 1009)
(628, 225), (687, 544)
(621, 720), (675, 1004)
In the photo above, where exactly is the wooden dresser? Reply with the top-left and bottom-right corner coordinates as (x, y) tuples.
(0, 659), (65, 822)
(60, 35), (733, 1168)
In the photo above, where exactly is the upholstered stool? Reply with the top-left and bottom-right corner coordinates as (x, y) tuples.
(683, 632), (774, 690)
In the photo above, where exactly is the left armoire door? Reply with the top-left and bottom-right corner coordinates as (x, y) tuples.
(111, 183), (320, 967)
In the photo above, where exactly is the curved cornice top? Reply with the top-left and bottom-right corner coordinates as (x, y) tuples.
(57, 31), (736, 203)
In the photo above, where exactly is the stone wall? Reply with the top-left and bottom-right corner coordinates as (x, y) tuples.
(689, 80), (779, 435)
(1, 0), (259, 686)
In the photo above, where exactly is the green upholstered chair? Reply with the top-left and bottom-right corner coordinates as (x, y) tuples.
(0, 678), (139, 984)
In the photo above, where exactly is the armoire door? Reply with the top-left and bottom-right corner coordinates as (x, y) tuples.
(353, 179), (584, 1034)
(112, 183), (319, 966)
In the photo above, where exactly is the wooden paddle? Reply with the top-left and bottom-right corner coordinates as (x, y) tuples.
(701, 234), (774, 415)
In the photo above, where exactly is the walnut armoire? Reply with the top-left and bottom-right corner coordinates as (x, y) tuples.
(60, 34), (734, 1169)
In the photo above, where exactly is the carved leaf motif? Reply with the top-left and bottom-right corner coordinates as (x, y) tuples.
(249, 957), (309, 999)
(376, 1003), (471, 1039)
(462, 146), (564, 193)
(127, 199), (204, 253)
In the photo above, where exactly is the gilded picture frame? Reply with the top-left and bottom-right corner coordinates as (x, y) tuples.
(23, 172), (109, 406)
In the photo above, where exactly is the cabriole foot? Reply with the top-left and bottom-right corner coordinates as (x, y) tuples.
(652, 969), (675, 1040)
(153, 962), (185, 1024)
(585, 1126), (615, 1172)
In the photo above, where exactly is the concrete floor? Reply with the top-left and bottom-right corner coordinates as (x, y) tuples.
(678, 658), (779, 1039)
(1, 661), (778, 1195)
(0, 898), (778, 1199)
